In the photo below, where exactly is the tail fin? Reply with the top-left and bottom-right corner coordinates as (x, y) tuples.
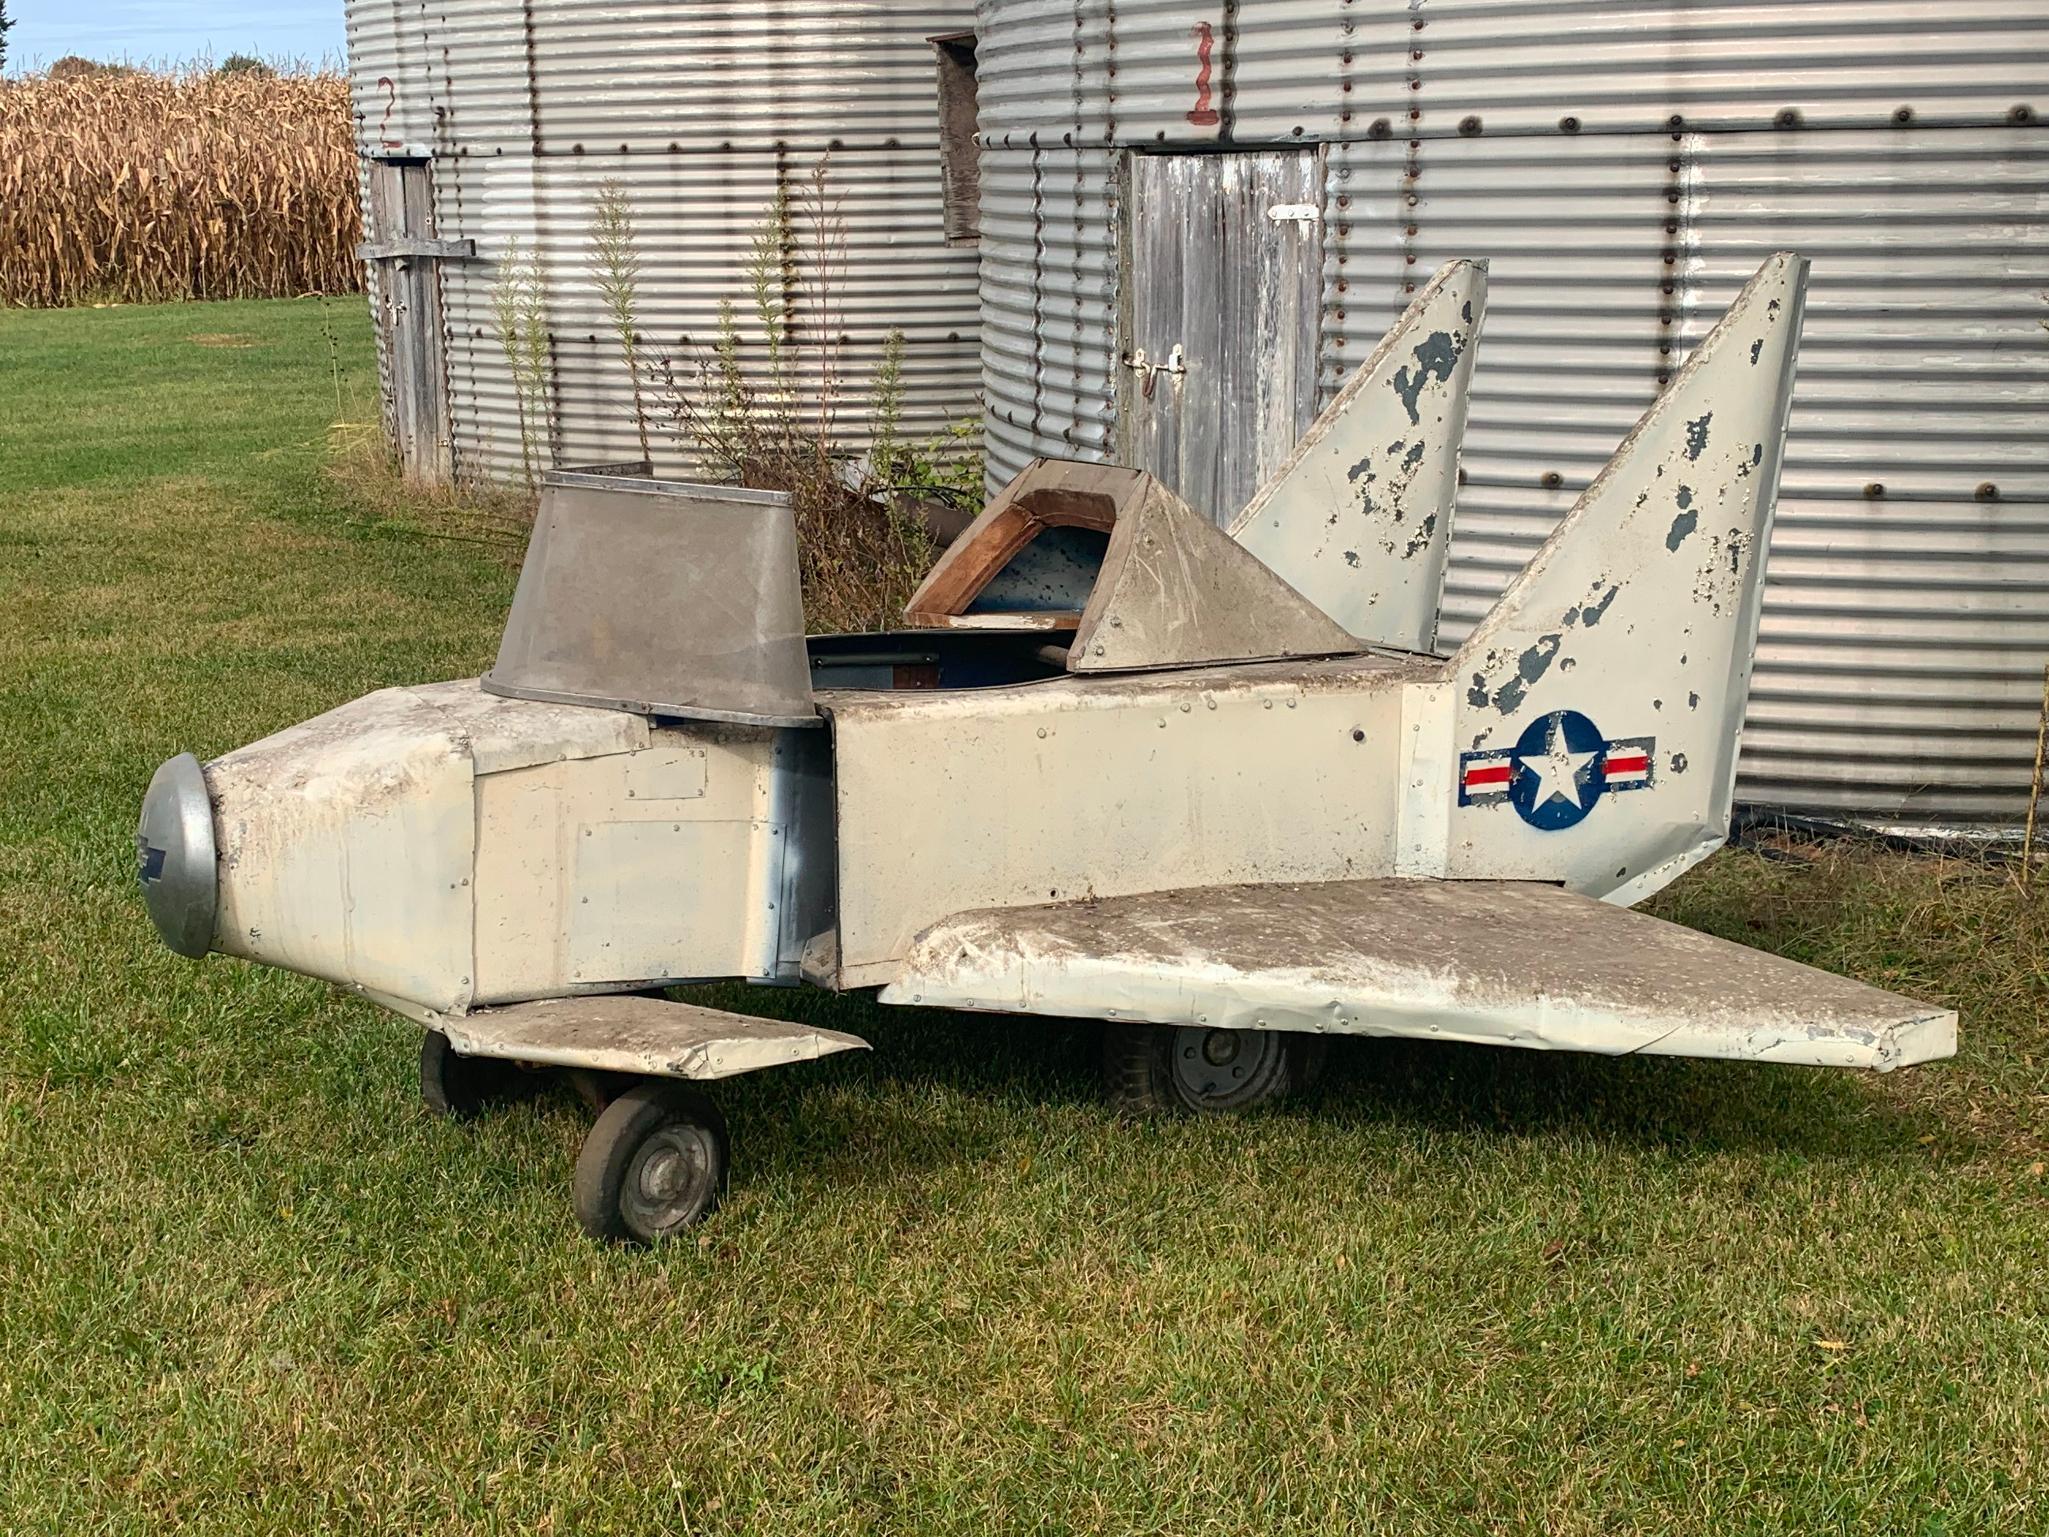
(1229, 260), (1486, 651)
(1441, 253), (1809, 904)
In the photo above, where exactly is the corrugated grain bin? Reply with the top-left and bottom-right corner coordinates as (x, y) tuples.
(973, 0), (2049, 830)
(345, 1), (979, 485)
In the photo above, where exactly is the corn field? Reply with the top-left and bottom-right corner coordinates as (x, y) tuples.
(0, 68), (363, 308)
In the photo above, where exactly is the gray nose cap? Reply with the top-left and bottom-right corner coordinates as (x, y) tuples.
(136, 752), (217, 958)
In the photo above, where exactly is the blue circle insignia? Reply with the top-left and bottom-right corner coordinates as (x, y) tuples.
(1508, 709), (1608, 831)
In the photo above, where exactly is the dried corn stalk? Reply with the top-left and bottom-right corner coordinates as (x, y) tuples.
(0, 67), (362, 308)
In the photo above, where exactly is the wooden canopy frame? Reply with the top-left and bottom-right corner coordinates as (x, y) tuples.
(903, 458), (1362, 673)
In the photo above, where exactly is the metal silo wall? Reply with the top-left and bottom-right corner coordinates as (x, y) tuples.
(980, 147), (1124, 476)
(347, 1), (980, 483)
(974, 0), (2049, 828)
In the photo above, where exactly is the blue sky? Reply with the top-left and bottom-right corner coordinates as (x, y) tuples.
(4, 0), (347, 72)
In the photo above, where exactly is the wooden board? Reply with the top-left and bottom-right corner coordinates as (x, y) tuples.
(365, 158), (453, 485)
(1123, 149), (1324, 526)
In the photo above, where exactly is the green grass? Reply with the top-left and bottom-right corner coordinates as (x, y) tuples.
(3, 298), (2047, 1536)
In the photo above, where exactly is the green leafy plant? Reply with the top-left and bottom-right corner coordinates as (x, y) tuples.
(869, 326), (906, 478)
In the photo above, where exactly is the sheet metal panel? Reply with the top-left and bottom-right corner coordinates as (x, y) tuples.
(347, 0), (980, 482)
(980, 146), (1124, 481)
(880, 879), (1955, 1069)
(445, 996), (869, 1080)
(826, 656), (1417, 985)
(1363, 0), (2048, 138)
(486, 476), (815, 727)
(343, 2), (440, 152)
(435, 149), (981, 477)
(1340, 127), (2049, 825)
(974, 0), (2047, 143)
(1445, 254), (1809, 903)
(974, 0), (1396, 144)
(1229, 260), (1485, 651)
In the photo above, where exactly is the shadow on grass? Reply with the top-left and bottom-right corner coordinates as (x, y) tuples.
(678, 989), (1942, 1181)
(1308, 1033), (1937, 1160)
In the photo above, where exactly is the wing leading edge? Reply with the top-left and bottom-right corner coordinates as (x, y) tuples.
(878, 879), (1954, 1072)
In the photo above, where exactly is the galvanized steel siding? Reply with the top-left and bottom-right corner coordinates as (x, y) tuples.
(1384, 129), (2049, 825)
(1364, 0), (2045, 138)
(347, 1), (979, 482)
(975, 0), (2049, 825)
(977, 0), (2042, 141)
(980, 147), (1123, 478)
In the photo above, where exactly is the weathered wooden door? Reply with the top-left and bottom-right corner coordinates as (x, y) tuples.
(1122, 150), (1324, 525)
(362, 157), (463, 484)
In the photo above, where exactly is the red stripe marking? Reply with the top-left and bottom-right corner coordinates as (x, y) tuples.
(1464, 764), (1513, 787)
(1603, 754), (1651, 776)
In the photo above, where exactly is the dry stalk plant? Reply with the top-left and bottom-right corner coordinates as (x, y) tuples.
(490, 237), (553, 489)
(0, 65), (361, 307)
(588, 178), (651, 464)
(651, 159), (948, 633)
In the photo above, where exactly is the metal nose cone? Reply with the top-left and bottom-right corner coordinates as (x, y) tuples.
(136, 752), (217, 958)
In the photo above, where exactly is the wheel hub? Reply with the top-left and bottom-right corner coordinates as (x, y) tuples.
(1169, 1026), (1286, 1108)
(624, 1125), (717, 1236)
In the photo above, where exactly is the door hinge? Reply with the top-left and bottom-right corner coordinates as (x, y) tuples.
(1265, 202), (1321, 227)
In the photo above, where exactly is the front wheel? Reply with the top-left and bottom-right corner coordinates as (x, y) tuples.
(1102, 1023), (1324, 1115)
(572, 1082), (730, 1244)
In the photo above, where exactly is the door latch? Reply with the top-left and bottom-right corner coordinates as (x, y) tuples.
(1125, 343), (1187, 399)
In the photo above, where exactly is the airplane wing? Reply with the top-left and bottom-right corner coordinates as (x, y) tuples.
(877, 879), (1954, 1072)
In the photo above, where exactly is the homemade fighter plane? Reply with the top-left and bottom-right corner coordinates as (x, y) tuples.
(137, 253), (1955, 1244)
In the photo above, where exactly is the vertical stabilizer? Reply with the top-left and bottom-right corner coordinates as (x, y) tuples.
(1228, 260), (1487, 651)
(1441, 254), (1809, 904)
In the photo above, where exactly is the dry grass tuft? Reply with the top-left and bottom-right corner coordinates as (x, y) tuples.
(323, 421), (537, 558)
(0, 66), (361, 308)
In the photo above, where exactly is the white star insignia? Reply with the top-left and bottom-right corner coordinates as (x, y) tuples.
(1519, 716), (1598, 811)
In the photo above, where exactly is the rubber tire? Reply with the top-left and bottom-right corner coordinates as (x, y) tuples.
(419, 1030), (530, 1118)
(572, 1082), (730, 1245)
(1103, 1023), (1324, 1116)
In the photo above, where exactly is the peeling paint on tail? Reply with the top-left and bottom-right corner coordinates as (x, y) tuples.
(1438, 254), (1809, 907)
(1228, 259), (1487, 653)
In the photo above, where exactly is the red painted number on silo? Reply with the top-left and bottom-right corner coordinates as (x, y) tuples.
(1187, 22), (1220, 127)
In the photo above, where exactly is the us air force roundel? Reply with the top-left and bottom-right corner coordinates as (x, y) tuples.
(1457, 709), (1655, 831)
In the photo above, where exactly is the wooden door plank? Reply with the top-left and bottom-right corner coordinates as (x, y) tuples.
(1178, 153), (1226, 522)
(1125, 149), (1324, 528)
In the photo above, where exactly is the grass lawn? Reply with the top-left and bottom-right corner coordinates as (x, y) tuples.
(3, 297), (2046, 1536)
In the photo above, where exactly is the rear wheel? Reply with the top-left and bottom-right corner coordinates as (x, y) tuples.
(573, 1082), (730, 1245)
(419, 1030), (531, 1118)
(1103, 1023), (1323, 1115)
